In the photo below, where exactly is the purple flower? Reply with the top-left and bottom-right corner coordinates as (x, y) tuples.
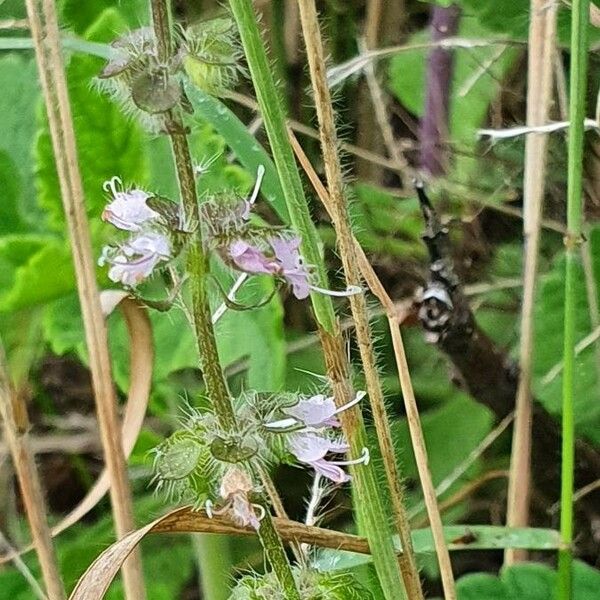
(283, 394), (339, 428)
(228, 240), (278, 275)
(269, 236), (311, 300)
(287, 431), (355, 484)
(100, 232), (171, 286)
(102, 177), (159, 231)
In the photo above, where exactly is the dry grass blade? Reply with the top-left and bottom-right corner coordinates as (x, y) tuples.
(506, 0), (557, 564)
(289, 128), (455, 598)
(0, 346), (66, 599)
(0, 293), (153, 566)
(23, 1), (145, 595)
(69, 507), (374, 600)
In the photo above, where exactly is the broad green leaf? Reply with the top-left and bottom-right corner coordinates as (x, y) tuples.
(35, 8), (148, 230)
(456, 561), (600, 600)
(185, 81), (290, 223)
(0, 235), (74, 311)
(0, 54), (40, 221)
(390, 394), (493, 485)
(0, 151), (26, 234)
(59, 0), (148, 35)
(533, 226), (600, 445)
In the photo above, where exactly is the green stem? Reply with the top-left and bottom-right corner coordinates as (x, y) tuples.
(192, 535), (234, 600)
(228, 0), (336, 334)
(150, 2), (300, 597)
(227, 1), (406, 597)
(559, 1), (589, 598)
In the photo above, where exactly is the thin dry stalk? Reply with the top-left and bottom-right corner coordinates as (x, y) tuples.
(0, 348), (65, 600)
(290, 129), (455, 600)
(506, 0), (557, 565)
(23, 1), (145, 596)
(296, 2), (425, 597)
(0, 530), (47, 600)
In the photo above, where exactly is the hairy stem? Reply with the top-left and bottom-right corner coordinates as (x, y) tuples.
(228, 0), (410, 597)
(297, 2), (423, 598)
(149, 2), (299, 596)
(560, 0), (590, 596)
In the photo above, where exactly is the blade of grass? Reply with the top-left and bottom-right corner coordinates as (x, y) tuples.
(296, 2), (422, 597)
(505, 0), (557, 565)
(23, 1), (145, 597)
(560, 0), (590, 596)
(227, 1), (407, 597)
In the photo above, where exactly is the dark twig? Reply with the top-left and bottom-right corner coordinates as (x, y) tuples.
(415, 185), (600, 551)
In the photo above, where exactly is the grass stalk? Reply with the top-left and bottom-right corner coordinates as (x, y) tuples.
(559, 0), (590, 597)
(0, 346), (66, 600)
(505, 0), (557, 565)
(149, 3), (299, 596)
(291, 129), (455, 599)
(228, 1), (407, 597)
(23, 1), (145, 597)
(296, 2), (423, 597)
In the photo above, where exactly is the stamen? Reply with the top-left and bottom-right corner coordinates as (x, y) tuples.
(248, 165), (265, 206)
(331, 447), (370, 467)
(102, 176), (122, 196)
(264, 417), (301, 430)
(212, 273), (248, 324)
(308, 284), (363, 297)
(252, 503), (266, 522)
(333, 390), (366, 415)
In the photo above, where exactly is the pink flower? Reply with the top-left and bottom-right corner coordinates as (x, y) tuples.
(287, 430), (360, 484)
(100, 232), (171, 286)
(280, 391), (365, 429)
(102, 177), (159, 231)
(270, 236), (311, 300)
(228, 240), (278, 275)
(217, 467), (263, 530)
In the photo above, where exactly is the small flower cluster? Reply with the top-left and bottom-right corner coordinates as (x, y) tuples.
(99, 177), (175, 287)
(265, 390), (368, 484)
(230, 568), (374, 599)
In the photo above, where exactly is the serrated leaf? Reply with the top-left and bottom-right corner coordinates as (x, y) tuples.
(35, 8), (148, 230)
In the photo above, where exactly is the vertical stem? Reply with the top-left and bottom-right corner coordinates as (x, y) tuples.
(192, 535), (233, 600)
(149, 3), (299, 597)
(23, 1), (145, 597)
(506, 0), (557, 565)
(227, 1), (407, 597)
(0, 347), (66, 600)
(559, 0), (589, 597)
(297, 2), (422, 598)
(419, 4), (460, 176)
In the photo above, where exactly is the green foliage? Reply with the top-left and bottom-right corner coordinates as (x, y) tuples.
(35, 8), (149, 230)
(533, 227), (600, 445)
(456, 561), (600, 599)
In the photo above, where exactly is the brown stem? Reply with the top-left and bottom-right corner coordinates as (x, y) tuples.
(23, 1), (145, 597)
(0, 348), (65, 600)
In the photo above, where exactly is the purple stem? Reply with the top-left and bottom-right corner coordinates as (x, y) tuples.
(419, 3), (461, 176)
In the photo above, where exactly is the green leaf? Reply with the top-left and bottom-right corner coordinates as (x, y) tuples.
(0, 151), (26, 234)
(316, 526), (561, 572)
(533, 226), (600, 445)
(0, 54), (40, 221)
(35, 8), (148, 230)
(0, 235), (75, 311)
(184, 81), (290, 223)
(59, 0), (148, 35)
